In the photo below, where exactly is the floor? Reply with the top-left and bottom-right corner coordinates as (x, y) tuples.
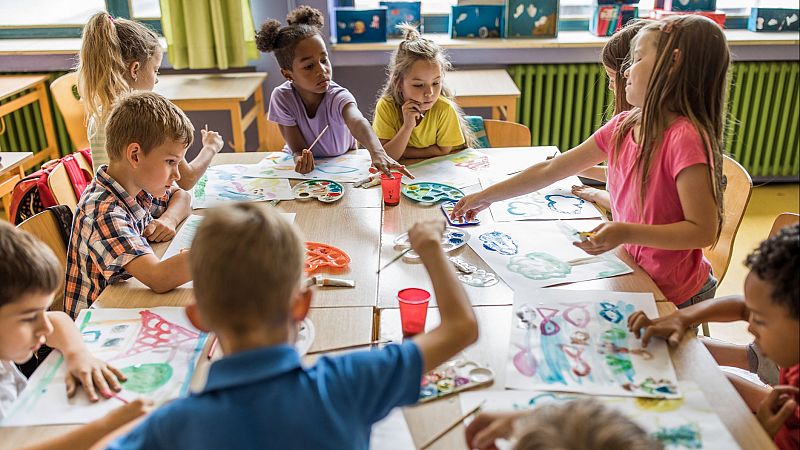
(708, 183), (800, 345)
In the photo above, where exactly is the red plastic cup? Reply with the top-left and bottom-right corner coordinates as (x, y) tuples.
(380, 172), (403, 206)
(398, 288), (430, 337)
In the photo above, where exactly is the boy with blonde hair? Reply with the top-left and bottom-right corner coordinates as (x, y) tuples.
(64, 91), (193, 318)
(108, 204), (478, 449)
(0, 222), (149, 449)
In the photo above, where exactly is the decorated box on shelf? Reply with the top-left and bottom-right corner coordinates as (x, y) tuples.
(333, 7), (388, 43)
(650, 9), (726, 27)
(505, 0), (558, 38)
(594, 0), (638, 3)
(380, 1), (421, 36)
(748, 8), (800, 32)
(450, 5), (505, 38)
(590, 5), (638, 37)
(663, 0), (716, 11)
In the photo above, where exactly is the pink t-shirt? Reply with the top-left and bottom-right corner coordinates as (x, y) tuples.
(592, 111), (712, 304)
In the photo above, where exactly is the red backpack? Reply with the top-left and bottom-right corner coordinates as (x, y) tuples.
(9, 148), (93, 225)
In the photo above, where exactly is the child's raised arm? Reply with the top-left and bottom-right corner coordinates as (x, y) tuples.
(175, 128), (224, 190)
(407, 220), (478, 372)
(341, 103), (411, 178)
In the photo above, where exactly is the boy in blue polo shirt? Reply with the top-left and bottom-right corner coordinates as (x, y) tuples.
(107, 204), (479, 449)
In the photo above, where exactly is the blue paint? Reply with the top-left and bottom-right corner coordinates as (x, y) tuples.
(82, 330), (101, 343)
(479, 231), (519, 255)
(317, 165), (359, 174)
(544, 194), (585, 215)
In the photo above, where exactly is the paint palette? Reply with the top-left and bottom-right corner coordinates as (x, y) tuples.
(393, 227), (470, 259)
(295, 318), (315, 356)
(450, 257), (498, 287)
(305, 242), (351, 273)
(441, 201), (480, 226)
(292, 179), (344, 203)
(419, 359), (494, 403)
(402, 182), (465, 204)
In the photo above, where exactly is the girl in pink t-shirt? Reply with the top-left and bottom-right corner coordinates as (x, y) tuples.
(453, 16), (728, 306)
(256, 6), (407, 177)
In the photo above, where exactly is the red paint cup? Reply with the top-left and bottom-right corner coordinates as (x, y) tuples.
(380, 172), (403, 206)
(398, 288), (430, 337)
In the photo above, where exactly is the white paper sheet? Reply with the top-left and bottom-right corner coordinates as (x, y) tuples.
(369, 408), (415, 450)
(482, 175), (602, 221)
(504, 289), (680, 398)
(2, 307), (208, 426)
(192, 167), (295, 209)
(227, 149), (374, 183)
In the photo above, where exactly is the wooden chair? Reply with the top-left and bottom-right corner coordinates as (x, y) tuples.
(700, 155), (753, 336)
(50, 72), (89, 150)
(266, 120), (285, 151)
(17, 206), (73, 313)
(483, 119), (531, 148)
(768, 212), (799, 237)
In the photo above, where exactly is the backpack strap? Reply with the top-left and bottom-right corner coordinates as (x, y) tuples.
(60, 154), (92, 198)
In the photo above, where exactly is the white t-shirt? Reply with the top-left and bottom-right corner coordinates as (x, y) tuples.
(0, 360), (27, 420)
(88, 115), (109, 171)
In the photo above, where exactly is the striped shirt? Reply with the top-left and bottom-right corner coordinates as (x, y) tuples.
(64, 166), (170, 318)
(88, 115), (109, 171)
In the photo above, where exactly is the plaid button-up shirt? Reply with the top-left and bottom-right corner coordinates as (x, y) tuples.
(64, 166), (171, 318)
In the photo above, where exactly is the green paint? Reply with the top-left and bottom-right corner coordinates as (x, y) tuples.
(597, 259), (629, 278)
(120, 363), (173, 394)
(602, 328), (627, 341)
(508, 252), (571, 280)
(605, 354), (633, 375)
(194, 174), (208, 200)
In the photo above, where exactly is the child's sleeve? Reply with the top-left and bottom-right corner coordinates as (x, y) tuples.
(664, 121), (712, 180)
(106, 409), (169, 450)
(436, 103), (466, 147)
(372, 98), (401, 140)
(332, 87), (357, 114)
(325, 341), (423, 425)
(148, 190), (173, 218)
(592, 111), (629, 155)
(88, 210), (153, 280)
(267, 87), (297, 127)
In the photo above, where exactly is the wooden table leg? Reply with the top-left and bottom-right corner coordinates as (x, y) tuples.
(502, 98), (517, 123)
(35, 81), (60, 160)
(253, 86), (269, 151)
(229, 103), (245, 153)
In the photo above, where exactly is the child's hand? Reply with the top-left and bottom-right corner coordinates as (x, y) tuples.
(628, 310), (688, 347)
(465, 411), (525, 450)
(143, 217), (177, 243)
(573, 222), (627, 255)
(451, 193), (491, 222)
(407, 220), (446, 257)
(201, 128), (224, 154)
(64, 351), (126, 402)
(294, 149), (315, 174)
(401, 100), (423, 127)
(757, 385), (799, 437)
(99, 398), (153, 429)
(367, 149), (414, 179)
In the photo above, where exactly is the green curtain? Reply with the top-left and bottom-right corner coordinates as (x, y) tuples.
(159, 0), (259, 70)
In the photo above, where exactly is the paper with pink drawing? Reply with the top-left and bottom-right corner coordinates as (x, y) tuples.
(481, 175), (603, 221)
(505, 289), (680, 398)
(2, 307), (208, 426)
(219, 149), (374, 183)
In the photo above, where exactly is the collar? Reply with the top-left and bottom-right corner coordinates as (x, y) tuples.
(201, 344), (302, 394)
(95, 165), (153, 221)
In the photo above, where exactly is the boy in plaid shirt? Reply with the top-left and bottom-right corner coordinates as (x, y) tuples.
(64, 92), (193, 317)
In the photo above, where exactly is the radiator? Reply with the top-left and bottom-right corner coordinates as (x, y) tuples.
(509, 62), (799, 179)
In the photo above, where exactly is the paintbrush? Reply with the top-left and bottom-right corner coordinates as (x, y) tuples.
(419, 401), (485, 450)
(206, 336), (218, 360)
(306, 339), (392, 355)
(377, 248), (412, 274)
(306, 124), (329, 154)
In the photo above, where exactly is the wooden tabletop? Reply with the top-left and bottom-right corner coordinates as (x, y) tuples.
(154, 73), (267, 102)
(0, 75), (47, 100)
(378, 303), (776, 450)
(446, 69), (521, 98)
(0, 152), (33, 176)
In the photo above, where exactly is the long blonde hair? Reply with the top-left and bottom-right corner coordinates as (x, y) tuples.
(77, 12), (160, 122)
(379, 24), (477, 148)
(613, 16), (728, 237)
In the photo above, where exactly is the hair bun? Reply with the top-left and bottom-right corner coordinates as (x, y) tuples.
(397, 23), (421, 41)
(286, 5), (324, 29)
(256, 19), (282, 52)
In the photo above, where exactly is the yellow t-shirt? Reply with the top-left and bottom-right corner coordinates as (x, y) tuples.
(372, 96), (465, 149)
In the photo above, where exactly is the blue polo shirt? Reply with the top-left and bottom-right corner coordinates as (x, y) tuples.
(107, 341), (423, 450)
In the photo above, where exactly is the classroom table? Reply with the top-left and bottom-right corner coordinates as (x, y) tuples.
(446, 69), (521, 122)
(0, 76), (59, 170)
(0, 151), (32, 220)
(154, 73), (271, 153)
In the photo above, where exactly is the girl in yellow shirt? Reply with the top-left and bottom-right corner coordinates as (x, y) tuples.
(373, 25), (475, 160)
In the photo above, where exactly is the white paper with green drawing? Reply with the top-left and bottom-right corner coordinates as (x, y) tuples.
(2, 307), (208, 426)
(192, 167), (295, 209)
(467, 220), (632, 289)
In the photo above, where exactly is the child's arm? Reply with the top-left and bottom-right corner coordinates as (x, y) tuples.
(402, 144), (453, 159)
(45, 312), (126, 401)
(278, 124), (317, 174)
(627, 295), (748, 347)
(341, 103), (411, 178)
(575, 164), (718, 255)
(123, 251), (191, 294)
(175, 129), (224, 190)
(757, 386), (799, 437)
(408, 220), (478, 373)
(379, 100), (425, 161)
(21, 400), (149, 450)
(143, 189), (191, 243)
(452, 136), (607, 221)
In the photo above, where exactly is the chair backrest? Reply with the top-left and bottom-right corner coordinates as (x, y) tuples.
(769, 212), (800, 237)
(266, 120), (285, 151)
(17, 206), (73, 312)
(703, 155), (753, 283)
(47, 163), (80, 211)
(50, 72), (90, 150)
(483, 119), (531, 148)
